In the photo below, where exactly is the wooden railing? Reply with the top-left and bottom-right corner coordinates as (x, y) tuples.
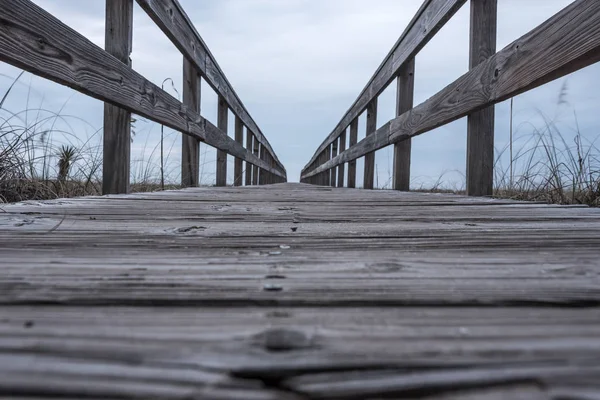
(0, 0), (287, 194)
(300, 0), (600, 196)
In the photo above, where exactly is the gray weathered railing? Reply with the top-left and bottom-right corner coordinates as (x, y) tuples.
(300, 0), (600, 196)
(0, 0), (287, 194)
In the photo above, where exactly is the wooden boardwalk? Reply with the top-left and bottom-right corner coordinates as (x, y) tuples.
(1, 183), (599, 399)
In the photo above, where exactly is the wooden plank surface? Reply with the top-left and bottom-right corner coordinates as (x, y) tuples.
(1, 183), (600, 398)
(302, 0), (600, 180)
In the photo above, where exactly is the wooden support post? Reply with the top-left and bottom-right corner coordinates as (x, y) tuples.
(181, 58), (201, 188)
(269, 153), (276, 184)
(338, 129), (346, 187)
(216, 95), (228, 186)
(234, 116), (244, 186)
(259, 145), (267, 185)
(317, 151), (326, 186)
(324, 146), (331, 187)
(103, 0), (133, 195)
(363, 98), (377, 189)
(393, 58), (415, 191)
(245, 130), (253, 186)
(331, 140), (338, 187)
(347, 118), (358, 188)
(264, 152), (271, 185)
(467, 0), (497, 196)
(252, 140), (259, 186)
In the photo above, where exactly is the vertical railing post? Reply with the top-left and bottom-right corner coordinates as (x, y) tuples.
(324, 146), (331, 187)
(317, 150), (326, 186)
(252, 140), (259, 186)
(181, 58), (201, 188)
(245, 130), (253, 186)
(216, 95), (228, 186)
(337, 129), (346, 187)
(467, 0), (497, 196)
(363, 98), (378, 189)
(103, 0), (133, 195)
(269, 153), (276, 184)
(234, 116), (244, 186)
(393, 58), (415, 191)
(259, 145), (267, 185)
(347, 118), (358, 188)
(330, 140), (338, 187)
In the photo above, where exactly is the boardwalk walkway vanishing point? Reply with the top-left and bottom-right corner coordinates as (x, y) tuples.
(2, 183), (600, 399)
(2, 0), (600, 398)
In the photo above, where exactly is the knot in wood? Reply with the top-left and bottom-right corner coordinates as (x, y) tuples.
(257, 328), (312, 352)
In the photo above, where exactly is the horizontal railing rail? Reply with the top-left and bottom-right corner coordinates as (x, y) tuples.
(136, 0), (286, 174)
(300, 0), (600, 196)
(0, 0), (286, 194)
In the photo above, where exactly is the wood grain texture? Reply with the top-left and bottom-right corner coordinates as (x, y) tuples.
(2, 184), (600, 398)
(393, 58), (415, 191)
(347, 119), (358, 188)
(135, 0), (286, 176)
(466, 0), (497, 197)
(302, 0), (600, 179)
(216, 96), (228, 187)
(363, 98), (378, 189)
(181, 58), (201, 188)
(301, 0), (467, 174)
(102, 0), (133, 195)
(0, 0), (285, 179)
(234, 116), (244, 186)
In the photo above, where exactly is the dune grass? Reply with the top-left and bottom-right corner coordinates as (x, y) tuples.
(2, 72), (599, 206)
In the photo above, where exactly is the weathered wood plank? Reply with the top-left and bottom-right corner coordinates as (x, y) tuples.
(466, 0), (497, 196)
(347, 119), (358, 188)
(102, 0), (133, 195)
(181, 57), (201, 188)
(393, 58), (415, 191)
(303, 0), (600, 179)
(363, 98), (377, 189)
(2, 184), (600, 396)
(135, 0), (286, 175)
(216, 96), (228, 187)
(0, 0), (285, 179)
(234, 116), (244, 186)
(302, 0), (467, 174)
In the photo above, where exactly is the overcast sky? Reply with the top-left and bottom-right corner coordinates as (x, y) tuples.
(1, 0), (599, 187)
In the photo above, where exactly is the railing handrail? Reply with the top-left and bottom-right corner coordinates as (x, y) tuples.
(301, 0), (466, 174)
(136, 0), (286, 175)
(0, 0), (286, 193)
(300, 0), (600, 196)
